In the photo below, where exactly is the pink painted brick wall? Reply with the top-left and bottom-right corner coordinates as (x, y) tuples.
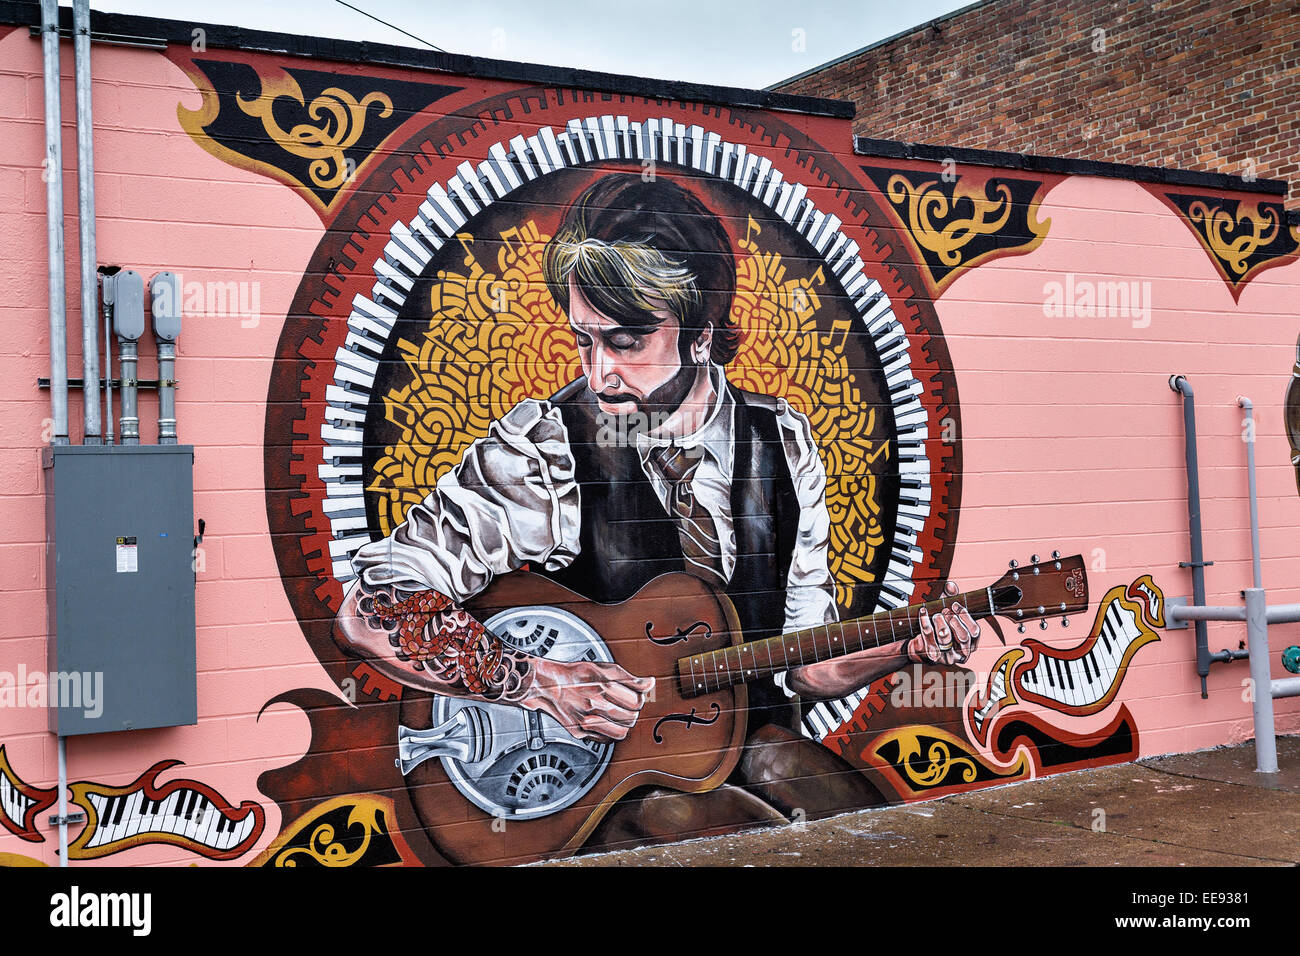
(0, 17), (1296, 866)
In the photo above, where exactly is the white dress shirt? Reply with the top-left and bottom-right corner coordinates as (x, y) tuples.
(352, 365), (839, 689)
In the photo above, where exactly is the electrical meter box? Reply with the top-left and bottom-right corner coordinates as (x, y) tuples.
(43, 445), (197, 736)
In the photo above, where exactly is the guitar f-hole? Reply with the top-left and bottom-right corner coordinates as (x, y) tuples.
(645, 620), (712, 646)
(652, 702), (722, 743)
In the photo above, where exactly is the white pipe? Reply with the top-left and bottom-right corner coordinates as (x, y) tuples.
(73, 0), (101, 444)
(57, 735), (68, 867)
(40, 0), (68, 445)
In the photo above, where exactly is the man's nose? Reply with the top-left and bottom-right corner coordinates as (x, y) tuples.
(586, 345), (621, 391)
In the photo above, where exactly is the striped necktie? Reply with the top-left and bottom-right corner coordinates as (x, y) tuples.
(645, 444), (726, 588)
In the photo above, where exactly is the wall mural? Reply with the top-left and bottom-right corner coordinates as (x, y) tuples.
(222, 77), (1163, 865)
(0, 39), (1184, 866)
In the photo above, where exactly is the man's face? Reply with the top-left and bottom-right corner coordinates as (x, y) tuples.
(568, 277), (697, 417)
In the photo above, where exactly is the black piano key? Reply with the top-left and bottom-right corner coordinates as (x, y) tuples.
(1045, 662), (1056, 687)
(179, 791), (195, 819)
(1064, 660), (1075, 691)
(110, 795), (127, 827)
(1025, 667), (1036, 684)
(1084, 654), (1096, 682)
(216, 812), (232, 834)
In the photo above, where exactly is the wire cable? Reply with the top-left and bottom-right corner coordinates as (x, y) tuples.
(332, 0), (447, 53)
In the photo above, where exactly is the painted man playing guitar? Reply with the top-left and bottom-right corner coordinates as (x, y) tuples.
(334, 173), (983, 853)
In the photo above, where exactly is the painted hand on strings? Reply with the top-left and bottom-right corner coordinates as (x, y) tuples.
(907, 580), (980, 666)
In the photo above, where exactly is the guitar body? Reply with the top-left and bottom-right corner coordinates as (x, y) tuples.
(398, 572), (748, 865)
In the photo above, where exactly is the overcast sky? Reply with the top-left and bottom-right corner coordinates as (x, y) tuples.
(88, 0), (976, 89)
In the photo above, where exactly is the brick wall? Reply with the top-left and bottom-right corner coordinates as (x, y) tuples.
(774, 0), (1300, 208)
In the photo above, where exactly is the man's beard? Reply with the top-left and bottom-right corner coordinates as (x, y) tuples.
(595, 359), (700, 422)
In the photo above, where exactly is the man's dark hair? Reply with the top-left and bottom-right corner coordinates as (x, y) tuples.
(542, 174), (741, 365)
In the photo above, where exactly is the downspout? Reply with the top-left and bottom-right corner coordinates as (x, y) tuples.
(40, 0), (68, 446)
(1169, 375), (1211, 697)
(73, 0), (101, 444)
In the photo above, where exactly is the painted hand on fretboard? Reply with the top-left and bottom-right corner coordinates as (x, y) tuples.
(907, 581), (981, 666)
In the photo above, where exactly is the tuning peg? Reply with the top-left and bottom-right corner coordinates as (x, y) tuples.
(1062, 617), (1070, 627)
(1039, 620), (1048, 630)
(1017, 623), (1026, 634)
(1009, 559), (1018, 569)
(1052, 550), (1061, 559)
(1031, 554), (1040, 564)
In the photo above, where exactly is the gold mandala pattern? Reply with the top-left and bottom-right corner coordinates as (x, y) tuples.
(369, 216), (890, 607)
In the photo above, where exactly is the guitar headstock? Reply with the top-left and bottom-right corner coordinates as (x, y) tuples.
(989, 551), (1088, 633)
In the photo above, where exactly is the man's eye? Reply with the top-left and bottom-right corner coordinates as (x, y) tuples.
(607, 333), (639, 350)
(575, 333), (592, 348)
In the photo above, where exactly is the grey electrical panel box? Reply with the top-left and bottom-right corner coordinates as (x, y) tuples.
(43, 445), (197, 736)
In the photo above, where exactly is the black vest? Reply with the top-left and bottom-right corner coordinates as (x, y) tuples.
(543, 377), (802, 730)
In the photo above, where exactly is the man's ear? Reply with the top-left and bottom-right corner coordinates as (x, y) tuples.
(691, 323), (714, 363)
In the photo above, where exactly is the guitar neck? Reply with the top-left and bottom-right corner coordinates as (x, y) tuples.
(677, 586), (996, 699)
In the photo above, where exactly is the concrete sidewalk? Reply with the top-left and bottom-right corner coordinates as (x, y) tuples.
(545, 735), (1300, 866)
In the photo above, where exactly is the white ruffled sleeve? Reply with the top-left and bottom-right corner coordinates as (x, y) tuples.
(350, 398), (581, 601)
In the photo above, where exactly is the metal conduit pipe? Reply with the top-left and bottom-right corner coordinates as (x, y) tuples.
(1169, 604), (1246, 623)
(73, 0), (100, 444)
(1168, 375), (1212, 696)
(1238, 397), (1262, 590)
(1244, 589), (1277, 773)
(40, 0), (68, 446)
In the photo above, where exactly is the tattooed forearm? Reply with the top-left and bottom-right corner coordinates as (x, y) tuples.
(354, 580), (535, 703)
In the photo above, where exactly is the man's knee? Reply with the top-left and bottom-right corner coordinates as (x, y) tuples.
(738, 723), (886, 819)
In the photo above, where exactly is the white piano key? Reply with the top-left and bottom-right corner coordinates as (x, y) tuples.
(749, 156), (774, 199)
(778, 182), (807, 223)
(525, 133), (554, 175)
(598, 115), (619, 160)
(615, 115), (632, 158)
(702, 130), (721, 174)
(447, 173), (482, 217)
(322, 424), (364, 446)
(322, 495), (367, 516)
(352, 292), (398, 324)
(761, 166), (783, 206)
(157, 790), (182, 836)
(330, 514), (370, 533)
(803, 706), (831, 740)
(425, 185), (469, 233)
(322, 479), (364, 500)
(816, 216), (844, 253)
(383, 237), (425, 277)
(84, 793), (107, 845)
(332, 363), (376, 393)
(198, 800), (223, 847)
(508, 135), (538, 180)
(328, 536), (370, 560)
(488, 142), (523, 191)
(321, 463), (366, 481)
(325, 404), (367, 426)
(687, 124), (705, 169)
(458, 160), (494, 207)
(119, 791), (146, 841)
(736, 152), (759, 190)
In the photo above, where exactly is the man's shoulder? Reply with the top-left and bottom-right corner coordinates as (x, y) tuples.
(727, 384), (809, 432)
